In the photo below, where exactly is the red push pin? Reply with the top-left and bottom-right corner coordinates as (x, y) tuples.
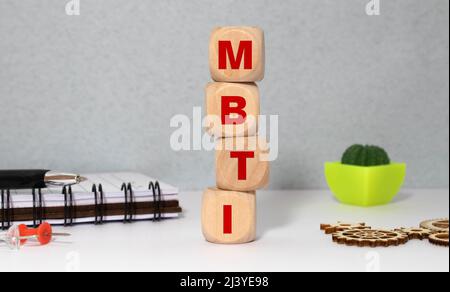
(18, 222), (70, 246)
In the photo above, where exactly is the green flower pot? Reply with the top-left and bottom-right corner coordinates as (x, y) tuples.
(324, 162), (406, 207)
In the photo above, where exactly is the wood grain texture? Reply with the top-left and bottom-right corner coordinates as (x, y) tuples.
(202, 187), (256, 244)
(216, 136), (270, 191)
(209, 26), (265, 82)
(205, 82), (260, 137)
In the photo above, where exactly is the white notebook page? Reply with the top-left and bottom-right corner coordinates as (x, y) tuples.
(1, 172), (179, 209)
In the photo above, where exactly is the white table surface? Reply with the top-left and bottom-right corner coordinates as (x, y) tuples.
(1, 189), (448, 272)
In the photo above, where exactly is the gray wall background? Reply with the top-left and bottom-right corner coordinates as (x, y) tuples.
(0, 0), (448, 190)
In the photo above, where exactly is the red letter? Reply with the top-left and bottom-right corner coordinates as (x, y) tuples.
(230, 151), (255, 180)
(221, 96), (247, 125)
(218, 40), (253, 70)
(223, 205), (232, 234)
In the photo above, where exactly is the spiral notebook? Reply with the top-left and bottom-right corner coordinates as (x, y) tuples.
(0, 172), (182, 229)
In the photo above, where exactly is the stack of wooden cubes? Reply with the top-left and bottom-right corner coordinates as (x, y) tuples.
(202, 27), (269, 244)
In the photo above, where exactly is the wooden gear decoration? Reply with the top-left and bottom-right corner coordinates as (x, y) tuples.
(395, 227), (434, 240)
(321, 219), (449, 248)
(429, 233), (449, 247)
(420, 219), (449, 233)
(320, 222), (370, 234)
(332, 229), (409, 248)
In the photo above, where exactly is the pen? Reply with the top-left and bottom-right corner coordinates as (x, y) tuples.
(0, 170), (86, 189)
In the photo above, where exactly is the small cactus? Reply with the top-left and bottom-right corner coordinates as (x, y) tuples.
(341, 144), (390, 166)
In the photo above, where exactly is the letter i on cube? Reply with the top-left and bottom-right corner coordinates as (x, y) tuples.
(202, 188), (256, 244)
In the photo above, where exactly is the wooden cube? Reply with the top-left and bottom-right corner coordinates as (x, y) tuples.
(205, 82), (260, 137)
(216, 136), (270, 191)
(209, 27), (265, 82)
(202, 187), (256, 244)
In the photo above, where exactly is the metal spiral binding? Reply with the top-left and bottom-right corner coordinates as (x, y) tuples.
(62, 185), (74, 226)
(149, 181), (162, 221)
(0, 179), (166, 228)
(127, 183), (135, 222)
(32, 188), (44, 227)
(93, 184), (105, 225)
(121, 183), (135, 223)
(98, 184), (105, 223)
(1, 189), (11, 230)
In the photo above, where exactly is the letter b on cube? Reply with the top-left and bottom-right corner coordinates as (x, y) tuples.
(205, 82), (260, 137)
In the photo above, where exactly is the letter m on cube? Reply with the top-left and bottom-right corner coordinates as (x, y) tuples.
(218, 40), (253, 70)
(209, 27), (265, 82)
